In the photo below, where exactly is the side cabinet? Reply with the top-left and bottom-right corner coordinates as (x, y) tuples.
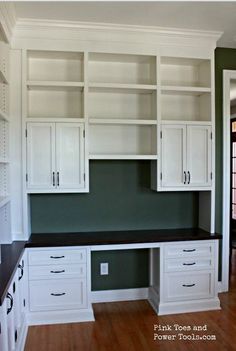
(150, 240), (221, 315)
(26, 122), (85, 192)
(160, 123), (212, 190)
(27, 247), (94, 325)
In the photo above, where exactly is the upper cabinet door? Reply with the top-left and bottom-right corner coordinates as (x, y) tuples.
(27, 123), (55, 189)
(161, 125), (186, 187)
(55, 123), (85, 189)
(186, 125), (212, 187)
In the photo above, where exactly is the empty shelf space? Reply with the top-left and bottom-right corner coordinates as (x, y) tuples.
(160, 57), (211, 88)
(28, 50), (84, 82)
(89, 52), (156, 85)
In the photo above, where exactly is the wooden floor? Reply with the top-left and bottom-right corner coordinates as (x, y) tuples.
(25, 252), (236, 351)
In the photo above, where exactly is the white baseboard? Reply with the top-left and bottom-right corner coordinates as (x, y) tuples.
(91, 288), (149, 303)
(16, 319), (28, 351)
(218, 281), (227, 293)
(28, 308), (95, 326)
(158, 298), (221, 315)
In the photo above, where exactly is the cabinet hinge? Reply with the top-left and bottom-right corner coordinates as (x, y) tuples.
(25, 129), (27, 138)
(210, 172), (213, 180)
(83, 130), (85, 138)
(210, 132), (212, 140)
(26, 173), (28, 182)
(160, 172), (162, 180)
(160, 131), (162, 139)
(23, 299), (26, 307)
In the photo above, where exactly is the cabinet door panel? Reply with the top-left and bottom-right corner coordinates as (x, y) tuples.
(187, 125), (211, 187)
(27, 123), (55, 189)
(56, 123), (84, 189)
(161, 125), (186, 187)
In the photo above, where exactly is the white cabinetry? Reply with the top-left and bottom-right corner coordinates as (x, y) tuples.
(1, 255), (28, 351)
(161, 123), (212, 189)
(27, 247), (94, 325)
(26, 122), (85, 192)
(150, 240), (220, 315)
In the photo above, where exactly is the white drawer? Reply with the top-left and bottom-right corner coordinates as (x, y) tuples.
(163, 271), (214, 302)
(164, 258), (213, 272)
(28, 248), (87, 265)
(29, 264), (86, 280)
(164, 242), (214, 258)
(29, 279), (87, 311)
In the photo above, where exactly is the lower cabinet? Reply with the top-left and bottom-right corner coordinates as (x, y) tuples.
(1, 253), (28, 351)
(27, 247), (94, 325)
(155, 240), (220, 315)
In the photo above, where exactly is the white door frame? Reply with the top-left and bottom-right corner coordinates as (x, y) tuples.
(222, 70), (236, 291)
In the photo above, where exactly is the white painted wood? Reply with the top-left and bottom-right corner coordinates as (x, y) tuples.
(186, 125), (212, 187)
(29, 278), (87, 312)
(29, 263), (86, 280)
(55, 123), (84, 189)
(164, 241), (214, 258)
(157, 297), (220, 315)
(161, 124), (186, 187)
(163, 271), (214, 302)
(0, 299), (9, 351)
(89, 154), (158, 160)
(164, 258), (213, 272)
(89, 118), (157, 125)
(91, 288), (149, 303)
(26, 122), (55, 189)
(28, 248), (86, 265)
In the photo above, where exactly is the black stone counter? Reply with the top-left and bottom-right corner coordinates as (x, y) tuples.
(0, 228), (222, 305)
(0, 241), (26, 305)
(26, 228), (221, 247)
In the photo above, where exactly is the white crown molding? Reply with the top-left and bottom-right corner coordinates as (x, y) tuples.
(13, 17), (222, 49)
(0, 3), (16, 43)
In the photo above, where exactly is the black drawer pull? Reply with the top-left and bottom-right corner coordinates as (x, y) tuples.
(183, 249), (196, 252)
(51, 293), (66, 297)
(7, 293), (13, 314)
(18, 264), (24, 280)
(50, 256), (65, 259)
(183, 262), (196, 266)
(182, 284), (195, 288)
(50, 270), (65, 274)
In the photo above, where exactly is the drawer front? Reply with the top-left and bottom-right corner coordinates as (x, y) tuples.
(164, 272), (214, 302)
(29, 264), (86, 280)
(28, 248), (87, 265)
(164, 243), (214, 258)
(29, 279), (87, 311)
(164, 258), (213, 272)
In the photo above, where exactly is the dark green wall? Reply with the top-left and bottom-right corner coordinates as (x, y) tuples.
(31, 161), (198, 290)
(215, 48), (236, 233)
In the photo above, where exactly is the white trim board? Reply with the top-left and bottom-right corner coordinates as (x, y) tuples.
(222, 70), (236, 292)
(91, 288), (149, 303)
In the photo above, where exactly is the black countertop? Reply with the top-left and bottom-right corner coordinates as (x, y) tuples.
(0, 228), (222, 305)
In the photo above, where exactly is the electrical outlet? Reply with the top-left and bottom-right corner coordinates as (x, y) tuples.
(100, 262), (109, 275)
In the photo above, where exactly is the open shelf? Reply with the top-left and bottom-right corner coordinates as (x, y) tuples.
(161, 57), (211, 88)
(89, 89), (156, 120)
(89, 118), (157, 125)
(28, 50), (84, 82)
(27, 81), (84, 89)
(89, 52), (156, 85)
(161, 86), (211, 95)
(161, 90), (211, 122)
(0, 195), (10, 209)
(89, 124), (157, 158)
(27, 86), (84, 119)
(89, 154), (158, 160)
(89, 82), (157, 92)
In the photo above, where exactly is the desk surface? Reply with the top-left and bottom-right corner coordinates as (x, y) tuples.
(0, 228), (221, 305)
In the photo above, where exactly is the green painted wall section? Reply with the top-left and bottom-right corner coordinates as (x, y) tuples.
(91, 250), (149, 290)
(31, 161), (198, 290)
(215, 48), (236, 234)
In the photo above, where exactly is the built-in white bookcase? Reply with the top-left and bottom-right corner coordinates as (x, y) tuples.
(26, 51), (84, 119)
(0, 40), (10, 244)
(88, 53), (157, 159)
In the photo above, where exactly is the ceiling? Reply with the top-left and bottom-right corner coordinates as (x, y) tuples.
(13, 1), (236, 48)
